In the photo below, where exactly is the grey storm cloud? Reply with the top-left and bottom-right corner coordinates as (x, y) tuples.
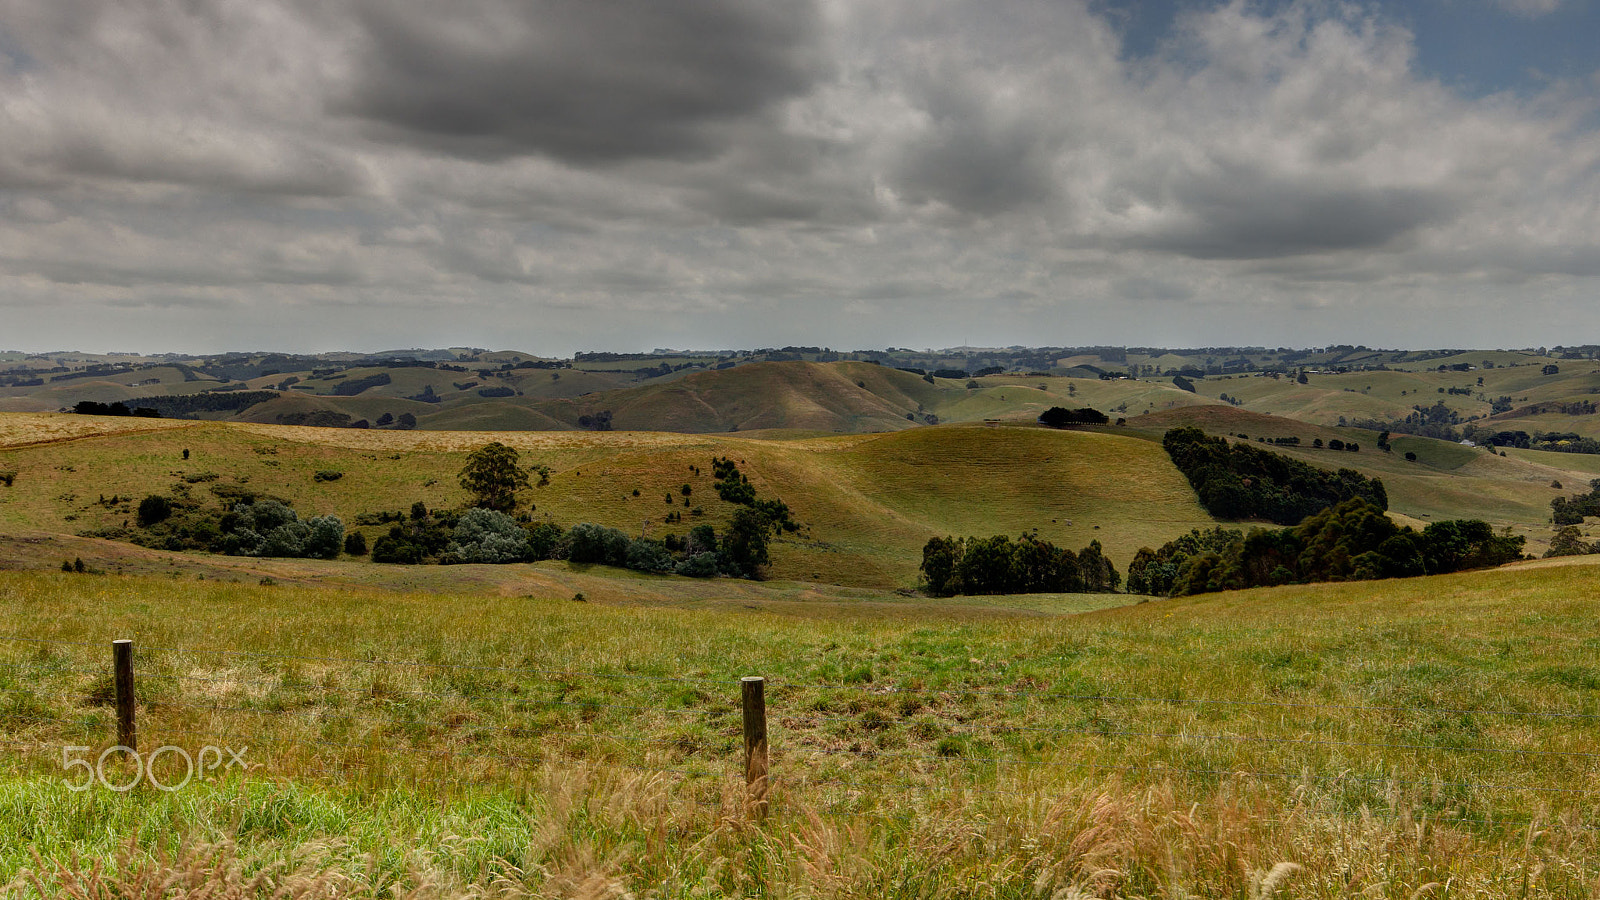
(0, 0), (1597, 353)
(1130, 165), (1460, 260)
(338, 0), (829, 163)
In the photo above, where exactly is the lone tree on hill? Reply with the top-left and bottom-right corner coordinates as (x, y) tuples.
(459, 442), (530, 512)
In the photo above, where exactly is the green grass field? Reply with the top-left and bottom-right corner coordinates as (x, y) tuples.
(4, 558), (1600, 897)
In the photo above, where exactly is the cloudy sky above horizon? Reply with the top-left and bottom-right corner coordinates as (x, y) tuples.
(2, 0), (1598, 356)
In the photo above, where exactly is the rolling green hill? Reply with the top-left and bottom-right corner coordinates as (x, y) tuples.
(1124, 405), (1600, 555)
(0, 414), (1213, 589)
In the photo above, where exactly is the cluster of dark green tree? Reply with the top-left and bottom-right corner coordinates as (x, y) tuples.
(122, 392), (278, 418)
(1037, 407), (1109, 427)
(330, 372), (391, 396)
(1551, 480), (1600, 525)
(711, 457), (797, 532)
(1126, 498), (1525, 597)
(72, 400), (160, 418)
(367, 444), (790, 579)
(366, 504), (772, 578)
(1479, 430), (1600, 456)
(123, 490), (343, 559)
(1545, 525), (1600, 558)
(1162, 427), (1387, 525)
(1348, 401), (1466, 442)
(920, 534), (1120, 596)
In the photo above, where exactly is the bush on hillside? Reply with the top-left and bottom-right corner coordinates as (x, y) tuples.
(450, 508), (531, 563)
(371, 509), (457, 564)
(217, 499), (343, 559)
(560, 523), (632, 567)
(137, 495), (173, 527)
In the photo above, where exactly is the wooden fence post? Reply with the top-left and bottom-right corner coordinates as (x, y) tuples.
(742, 676), (768, 820)
(113, 639), (136, 751)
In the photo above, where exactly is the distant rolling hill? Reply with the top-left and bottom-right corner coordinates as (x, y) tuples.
(529, 361), (941, 433)
(4, 358), (1212, 435)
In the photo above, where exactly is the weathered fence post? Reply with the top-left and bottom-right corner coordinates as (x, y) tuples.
(741, 676), (768, 820)
(113, 639), (136, 751)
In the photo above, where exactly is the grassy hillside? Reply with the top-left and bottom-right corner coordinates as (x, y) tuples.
(4, 559), (1600, 896)
(1123, 405), (1600, 555)
(0, 414), (1211, 588)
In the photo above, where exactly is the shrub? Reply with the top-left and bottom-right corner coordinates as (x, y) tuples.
(625, 539), (675, 574)
(560, 523), (631, 567)
(450, 508), (531, 563)
(136, 495), (173, 527)
(313, 470), (343, 483)
(343, 531), (368, 556)
(525, 522), (564, 560)
(372, 528), (426, 564)
(219, 500), (343, 560)
(674, 552), (720, 578)
(0, 471), (16, 487)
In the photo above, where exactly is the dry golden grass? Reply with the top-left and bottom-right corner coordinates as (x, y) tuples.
(4, 559), (1600, 896)
(0, 413), (196, 449)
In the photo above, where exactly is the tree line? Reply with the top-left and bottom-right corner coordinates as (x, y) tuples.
(920, 533), (1120, 596)
(1127, 498), (1524, 597)
(1163, 427), (1387, 525)
(72, 401), (161, 418)
(121, 392), (279, 418)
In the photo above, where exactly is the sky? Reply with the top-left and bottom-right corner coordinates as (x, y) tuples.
(1, 0), (1598, 356)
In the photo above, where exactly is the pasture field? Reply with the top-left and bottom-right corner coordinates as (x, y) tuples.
(1122, 405), (1600, 556)
(0, 414), (1214, 589)
(3, 558), (1600, 896)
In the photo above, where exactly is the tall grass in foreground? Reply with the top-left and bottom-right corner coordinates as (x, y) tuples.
(3, 564), (1600, 896)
